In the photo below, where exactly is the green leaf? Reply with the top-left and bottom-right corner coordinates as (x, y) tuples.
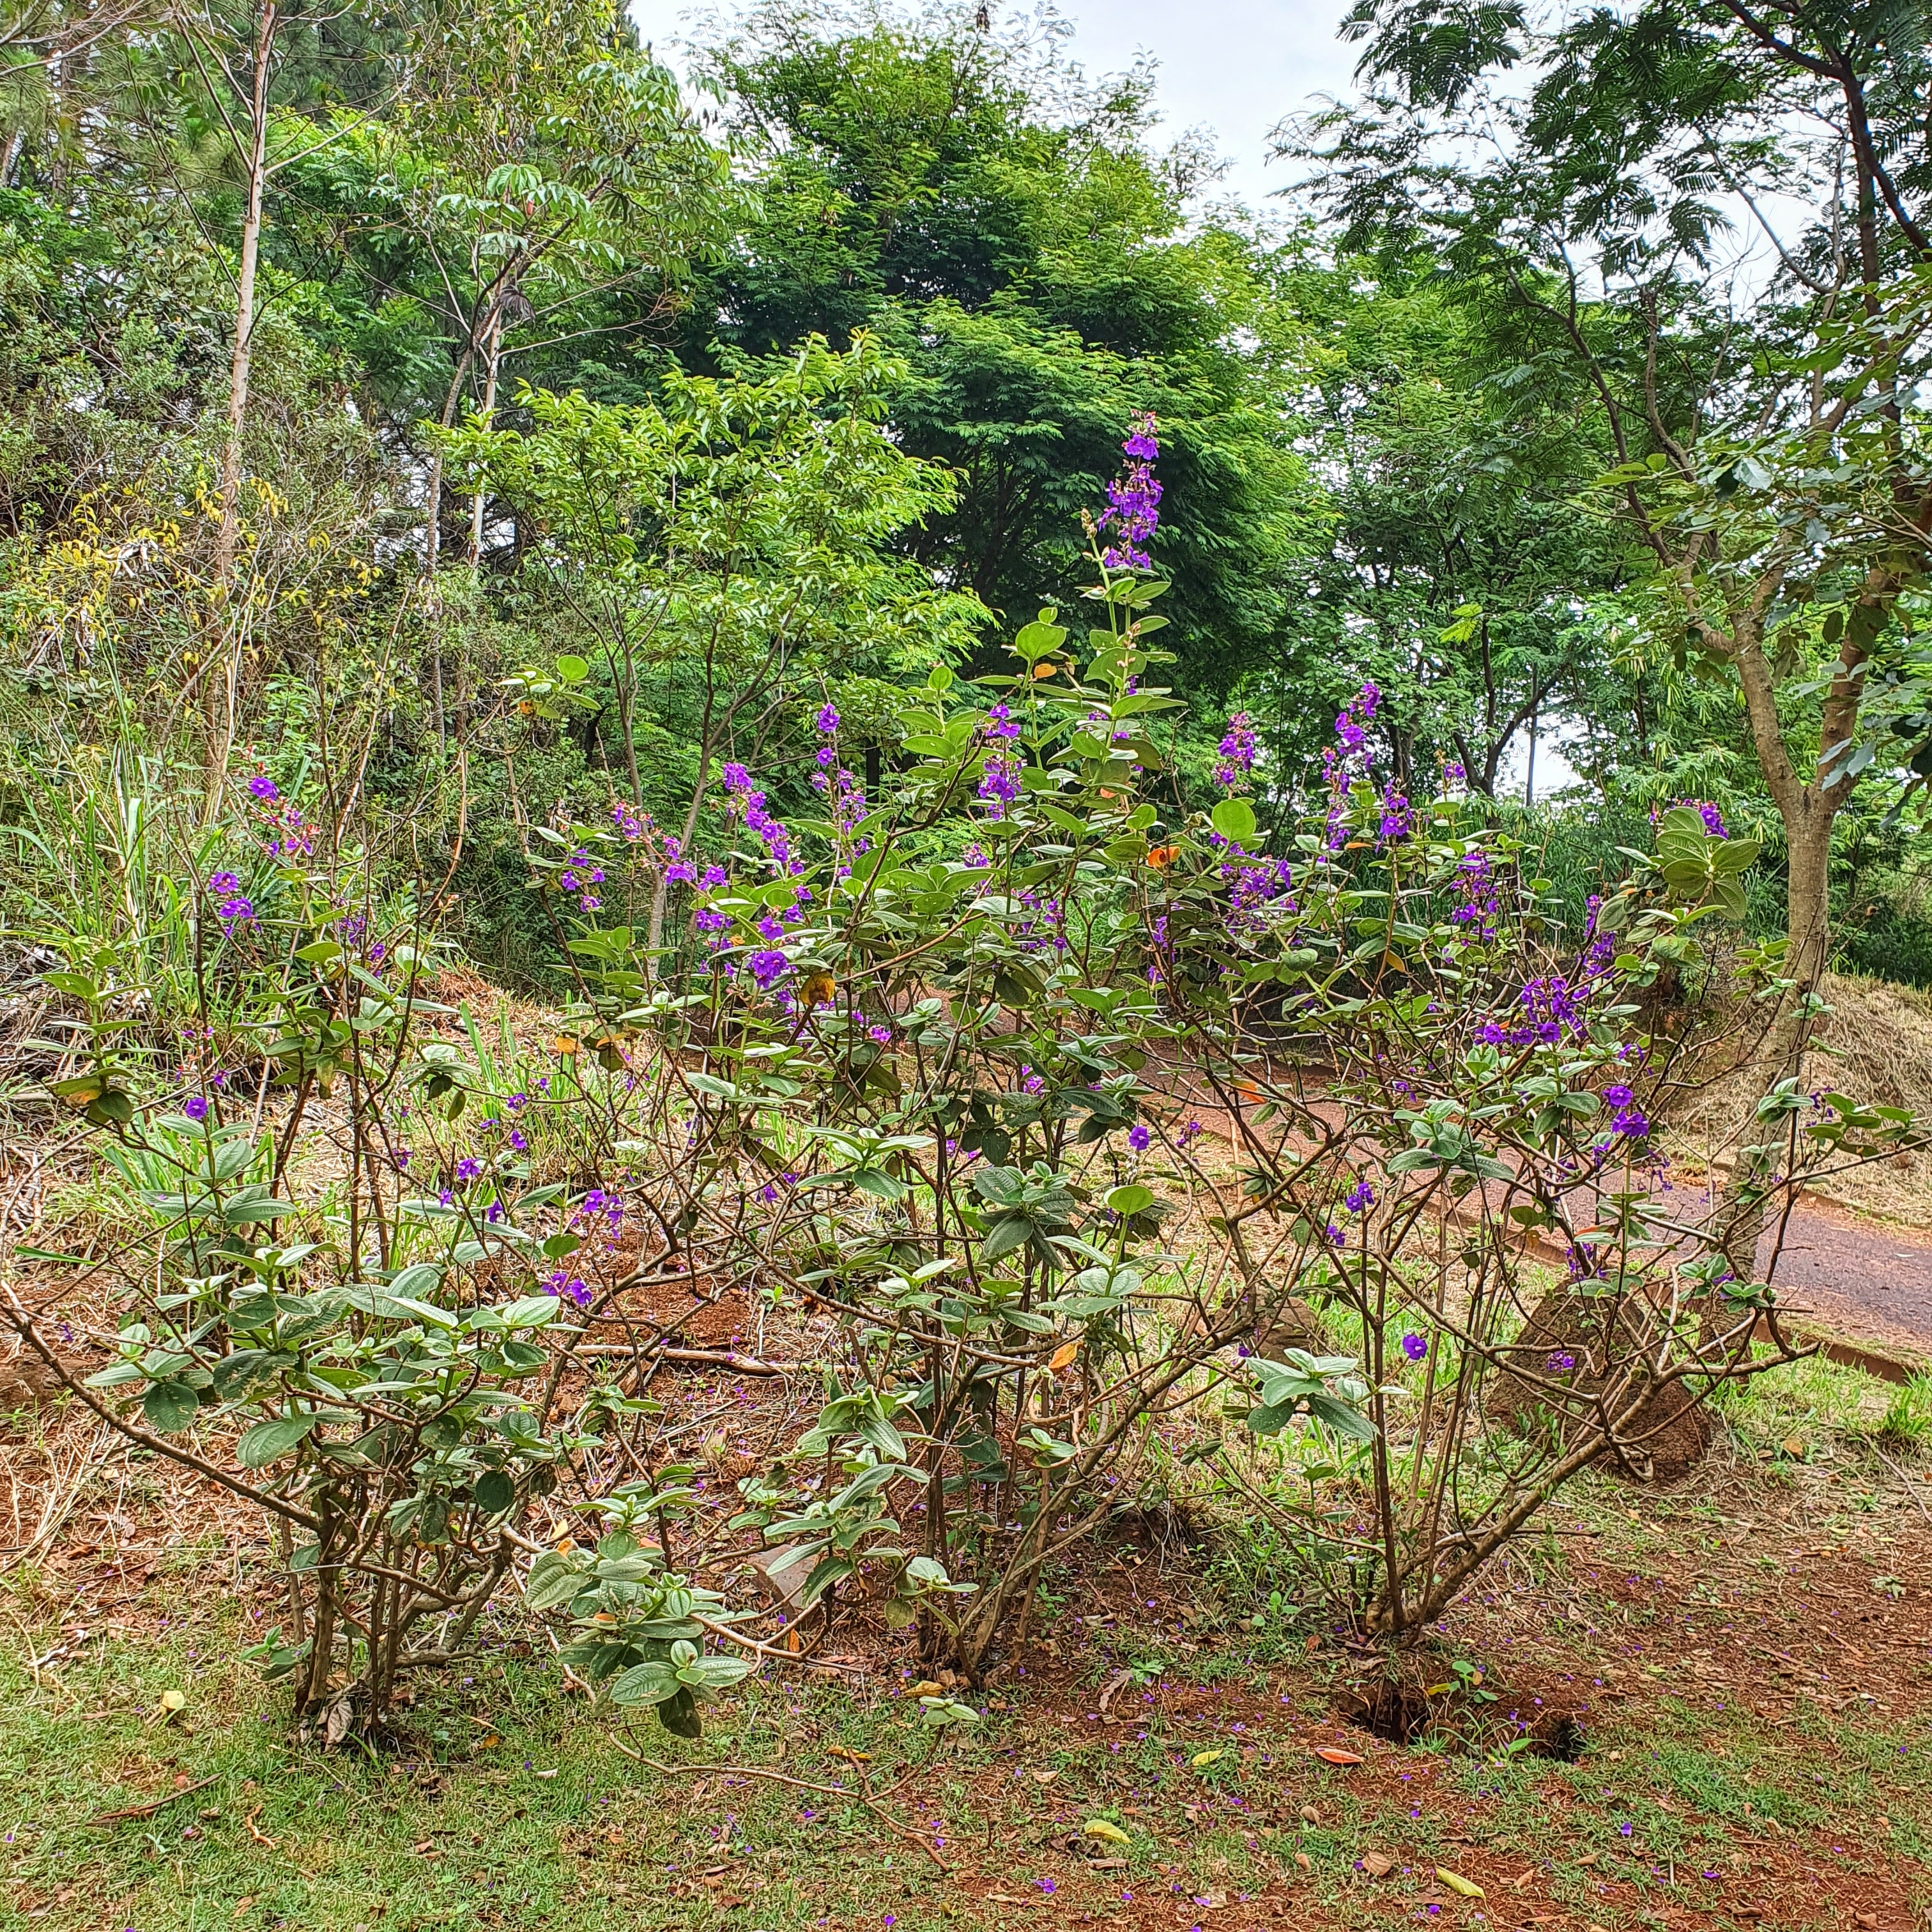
(473, 1469), (514, 1517)
(610, 1659), (681, 1707)
(142, 1380), (201, 1432)
(238, 1412), (320, 1469)
(1210, 798), (1256, 843)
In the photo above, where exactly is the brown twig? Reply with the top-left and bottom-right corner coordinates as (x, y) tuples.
(88, 1775), (218, 1824)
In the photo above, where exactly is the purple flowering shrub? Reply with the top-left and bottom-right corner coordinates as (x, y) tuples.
(27, 402), (1924, 1742)
(1126, 700), (1921, 1637)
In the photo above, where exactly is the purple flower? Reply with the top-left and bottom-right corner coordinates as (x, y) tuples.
(207, 870), (240, 894)
(1098, 412), (1162, 570)
(816, 702), (839, 735)
(983, 703), (1020, 742)
(978, 753), (1022, 818)
(509, 1129), (528, 1153)
(868, 1024), (892, 1044)
(543, 1269), (592, 1308)
(1402, 1333), (1427, 1363)
(247, 775), (279, 801)
(1344, 1178), (1375, 1213)
(455, 1157), (481, 1183)
(747, 948), (790, 990)
(1127, 1123), (1151, 1152)
(393, 1147), (411, 1170)
(1214, 712), (1257, 789)
(1546, 1351), (1576, 1372)
(1666, 797), (1728, 838)
(1450, 849), (1499, 939)
(183, 1095), (209, 1121)
(217, 895), (254, 928)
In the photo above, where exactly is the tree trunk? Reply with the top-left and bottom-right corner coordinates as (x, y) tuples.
(466, 306), (505, 565)
(211, 0), (275, 583)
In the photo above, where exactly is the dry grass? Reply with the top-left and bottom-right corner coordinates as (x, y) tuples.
(1668, 970), (1932, 1225)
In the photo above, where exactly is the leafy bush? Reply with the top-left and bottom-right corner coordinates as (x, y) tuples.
(11, 427), (1919, 1746)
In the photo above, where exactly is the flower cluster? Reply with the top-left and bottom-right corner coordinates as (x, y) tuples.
(722, 762), (798, 875)
(542, 1268), (592, 1308)
(1214, 712), (1257, 790)
(809, 702), (871, 864)
(1097, 411), (1162, 571)
(1663, 797), (1728, 838)
(1319, 682), (1379, 854)
(1377, 787), (1412, 843)
(1449, 849), (1499, 940)
(206, 869), (255, 930)
(978, 752), (1022, 818)
(245, 772), (312, 860)
(1601, 1080), (1648, 1139)
(560, 847), (604, 912)
(575, 1188), (624, 1232)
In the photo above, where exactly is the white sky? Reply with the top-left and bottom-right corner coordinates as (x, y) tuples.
(627, 0), (1362, 210)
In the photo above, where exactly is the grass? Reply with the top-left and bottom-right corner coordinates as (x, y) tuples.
(1, 1335), (1927, 1931)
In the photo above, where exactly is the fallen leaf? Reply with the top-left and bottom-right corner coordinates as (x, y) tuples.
(1314, 1746), (1365, 1765)
(231, 1898), (255, 1920)
(824, 1744), (871, 1764)
(1361, 1850), (1394, 1877)
(903, 1680), (945, 1699)
(1294, 1851), (1312, 1872)
(1047, 1340), (1079, 1373)
(1082, 1820), (1131, 1846)
(1191, 1748), (1224, 1767)
(1781, 1436), (1807, 1459)
(158, 1689), (188, 1715)
(1029, 1768), (1059, 1785)
(1436, 1868), (1484, 1899)
(1298, 1804), (1320, 1824)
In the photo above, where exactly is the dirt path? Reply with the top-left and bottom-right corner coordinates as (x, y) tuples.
(1758, 1197), (1932, 1361)
(1149, 1072), (1932, 1371)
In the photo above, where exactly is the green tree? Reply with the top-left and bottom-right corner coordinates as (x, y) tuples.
(679, 0), (1318, 700)
(1291, 0), (1932, 1264)
(441, 331), (986, 961)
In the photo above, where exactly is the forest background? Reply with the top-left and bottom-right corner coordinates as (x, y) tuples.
(4, 0), (1929, 992)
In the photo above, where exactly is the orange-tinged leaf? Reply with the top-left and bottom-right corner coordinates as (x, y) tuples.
(553, 1036), (579, 1055)
(1048, 1340), (1079, 1373)
(1314, 1746), (1365, 1765)
(1146, 845), (1181, 868)
(1032, 661), (1058, 678)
